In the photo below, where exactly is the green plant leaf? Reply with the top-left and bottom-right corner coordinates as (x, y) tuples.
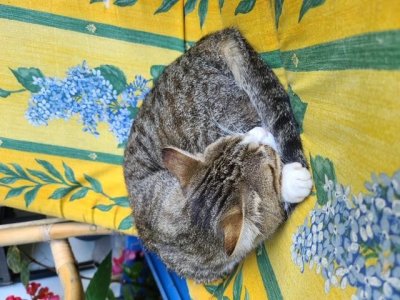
(49, 186), (77, 200)
(118, 214), (134, 230)
(184, 0), (197, 14)
(122, 285), (134, 300)
(0, 177), (18, 184)
(244, 288), (250, 300)
(298, 0), (325, 22)
(233, 265), (243, 300)
(114, 0), (138, 6)
(0, 88), (11, 98)
(7, 246), (22, 273)
(36, 159), (65, 183)
(219, 0), (224, 11)
(288, 86), (308, 133)
(275, 0), (284, 28)
(95, 65), (127, 95)
(27, 169), (58, 183)
(63, 162), (79, 184)
(106, 288), (116, 300)
(70, 187), (89, 201)
(93, 204), (115, 211)
(154, 0), (179, 14)
(0, 163), (17, 176)
(84, 174), (103, 193)
(235, 0), (256, 15)
(90, 0), (104, 3)
(150, 65), (166, 83)
(112, 196), (130, 207)
(85, 252), (112, 300)
(198, 0), (208, 28)
(5, 186), (30, 200)
(20, 259), (30, 287)
(10, 67), (44, 93)
(24, 185), (41, 207)
(256, 244), (283, 300)
(310, 155), (336, 205)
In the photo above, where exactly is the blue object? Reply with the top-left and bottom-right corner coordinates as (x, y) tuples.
(126, 236), (191, 300)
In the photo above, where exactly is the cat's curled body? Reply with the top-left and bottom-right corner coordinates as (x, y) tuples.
(124, 28), (312, 282)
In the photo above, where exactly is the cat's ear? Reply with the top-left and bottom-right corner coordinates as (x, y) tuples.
(162, 147), (202, 189)
(220, 205), (244, 256)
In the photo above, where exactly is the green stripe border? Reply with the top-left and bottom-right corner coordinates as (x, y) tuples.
(0, 4), (185, 52)
(281, 30), (400, 71)
(0, 137), (123, 165)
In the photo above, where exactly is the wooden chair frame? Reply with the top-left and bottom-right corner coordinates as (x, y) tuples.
(0, 218), (112, 300)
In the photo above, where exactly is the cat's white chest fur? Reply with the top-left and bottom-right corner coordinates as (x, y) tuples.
(243, 127), (313, 204)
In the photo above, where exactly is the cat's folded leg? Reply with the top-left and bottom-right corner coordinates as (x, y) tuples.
(281, 162), (313, 204)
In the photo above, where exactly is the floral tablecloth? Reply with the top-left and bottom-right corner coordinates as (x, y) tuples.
(0, 1), (399, 299)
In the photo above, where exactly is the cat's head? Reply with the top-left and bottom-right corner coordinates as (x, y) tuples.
(162, 133), (286, 259)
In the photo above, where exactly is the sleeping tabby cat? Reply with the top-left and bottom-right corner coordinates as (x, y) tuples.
(123, 28), (312, 282)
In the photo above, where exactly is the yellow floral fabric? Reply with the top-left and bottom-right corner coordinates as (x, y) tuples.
(0, 1), (399, 299)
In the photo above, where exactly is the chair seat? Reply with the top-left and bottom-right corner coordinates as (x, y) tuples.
(1, 1), (399, 299)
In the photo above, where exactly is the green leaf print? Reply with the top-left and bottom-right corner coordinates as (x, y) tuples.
(198, 0), (209, 28)
(114, 0), (138, 7)
(27, 169), (58, 183)
(11, 163), (30, 180)
(0, 160), (132, 228)
(150, 65), (166, 83)
(10, 67), (44, 93)
(275, 0), (284, 28)
(70, 187), (90, 201)
(154, 0), (179, 14)
(95, 65), (127, 95)
(49, 186), (77, 200)
(90, 0), (104, 3)
(0, 177), (18, 184)
(36, 159), (65, 183)
(235, 0), (256, 15)
(219, 0), (225, 11)
(24, 185), (41, 207)
(5, 186), (30, 200)
(93, 204), (115, 211)
(112, 196), (130, 207)
(0, 88), (11, 98)
(184, 0), (197, 15)
(288, 86), (308, 133)
(244, 288), (250, 300)
(233, 265), (243, 300)
(84, 174), (103, 193)
(204, 266), (237, 299)
(310, 155), (336, 205)
(256, 244), (283, 300)
(63, 162), (79, 185)
(298, 0), (326, 22)
(118, 214), (134, 230)
(0, 163), (17, 176)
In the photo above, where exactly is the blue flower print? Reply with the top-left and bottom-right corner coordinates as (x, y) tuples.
(291, 171), (400, 298)
(25, 62), (151, 144)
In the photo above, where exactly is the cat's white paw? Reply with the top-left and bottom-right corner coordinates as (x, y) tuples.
(242, 127), (278, 151)
(281, 162), (313, 203)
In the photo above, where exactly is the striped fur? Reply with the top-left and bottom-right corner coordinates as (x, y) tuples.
(123, 28), (306, 282)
